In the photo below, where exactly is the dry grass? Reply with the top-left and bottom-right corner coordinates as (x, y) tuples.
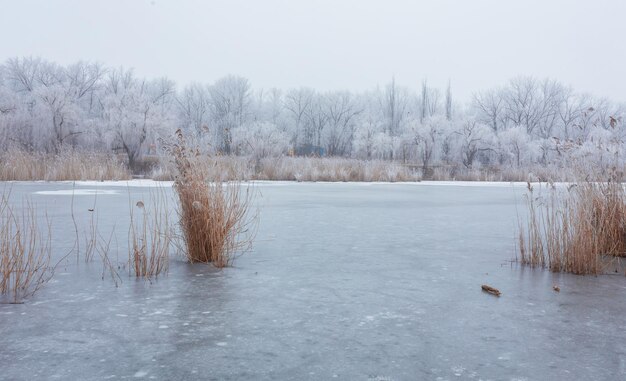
(0, 148), (131, 181)
(167, 130), (257, 267)
(519, 177), (626, 275)
(2, 146), (624, 184)
(430, 164), (581, 182)
(256, 157), (418, 182)
(153, 155), (420, 182)
(151, 156), (251, 181)
(153, 157), (625, 183)
(0, 192), (52, 303)
(129, 191), (171, 278)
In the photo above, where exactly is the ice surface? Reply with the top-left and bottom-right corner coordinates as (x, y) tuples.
(0, 181), (625, 380)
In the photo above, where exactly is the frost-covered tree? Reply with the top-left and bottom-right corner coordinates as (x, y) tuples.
(445, 81), (452, 121)
(497, 126), (534, 167)
(209, 75), (251, 154)
(473, 88), (506, 133)
(372, 132), (394, 160)
(407, 116), (447, 172)
(4, 58), (88, 152)
(100, 68), (175, 170)
(352, 91), (386, 159)
(322, 91), (361, 156)
(454, 120), (495, 168)
(420, 80), (441, 121)
(303, 93), (328, 153)
(381, 77), (409, 136)
(177, 83), (211, 139)
(1, 56), (626, 177)
(232, 121), (289, 158)
(284, 87), (314, 149)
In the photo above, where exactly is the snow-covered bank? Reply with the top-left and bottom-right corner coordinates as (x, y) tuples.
(19, 179), (552, 190)
(71, 179), (538, 188)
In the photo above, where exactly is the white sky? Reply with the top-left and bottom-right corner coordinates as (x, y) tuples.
(1, 0), (625, 102)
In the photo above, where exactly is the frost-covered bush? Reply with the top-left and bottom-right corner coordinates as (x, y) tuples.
(232, 121), (290, 158)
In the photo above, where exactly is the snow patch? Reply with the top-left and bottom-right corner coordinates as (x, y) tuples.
(34, 189), (119, 196)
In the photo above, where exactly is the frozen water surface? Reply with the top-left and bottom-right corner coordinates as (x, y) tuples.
(1, 181), (625, 380)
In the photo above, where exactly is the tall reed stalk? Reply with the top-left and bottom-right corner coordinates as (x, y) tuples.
(0, 193), (52, 303)
(129, 191), (171, 278)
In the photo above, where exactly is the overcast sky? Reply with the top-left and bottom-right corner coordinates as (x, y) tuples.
(1, 0), (625, 102)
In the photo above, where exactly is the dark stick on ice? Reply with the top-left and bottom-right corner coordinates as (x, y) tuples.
(481, 284), (501, 297)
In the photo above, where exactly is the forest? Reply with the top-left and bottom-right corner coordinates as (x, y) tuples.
(0, 56), (623, 180)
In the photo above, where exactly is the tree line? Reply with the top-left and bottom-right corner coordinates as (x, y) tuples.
(0, 57), (623, 173)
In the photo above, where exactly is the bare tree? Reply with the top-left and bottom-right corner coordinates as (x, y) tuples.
(284, 87), (314, 148)
(534, 79), (562, 139)
(177, 83), (211, 139)
(420, 79), (428, 123)
(304, 93), (328, 154)
(445, 80), (452, 121)
(381, 77), (408, 136)
(322, 91), (362, 156)
(557, 87), (583, 140)
(415, 79), (443, 122)
(65, 61), (106, 115)
(255, 87), (284, 126)
(473, 88), (506, 133)
(4, 57), (41, 92)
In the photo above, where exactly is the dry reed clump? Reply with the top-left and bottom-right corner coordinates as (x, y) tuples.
(129, 192), (171, 278)
(167, 130), (257, 267)
(0, 148), (131, 181)
(518, 178), (626, 275)
(0, 193), (52, 303)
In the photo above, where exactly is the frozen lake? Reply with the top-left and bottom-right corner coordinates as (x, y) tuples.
(1, 181), (625, 380)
